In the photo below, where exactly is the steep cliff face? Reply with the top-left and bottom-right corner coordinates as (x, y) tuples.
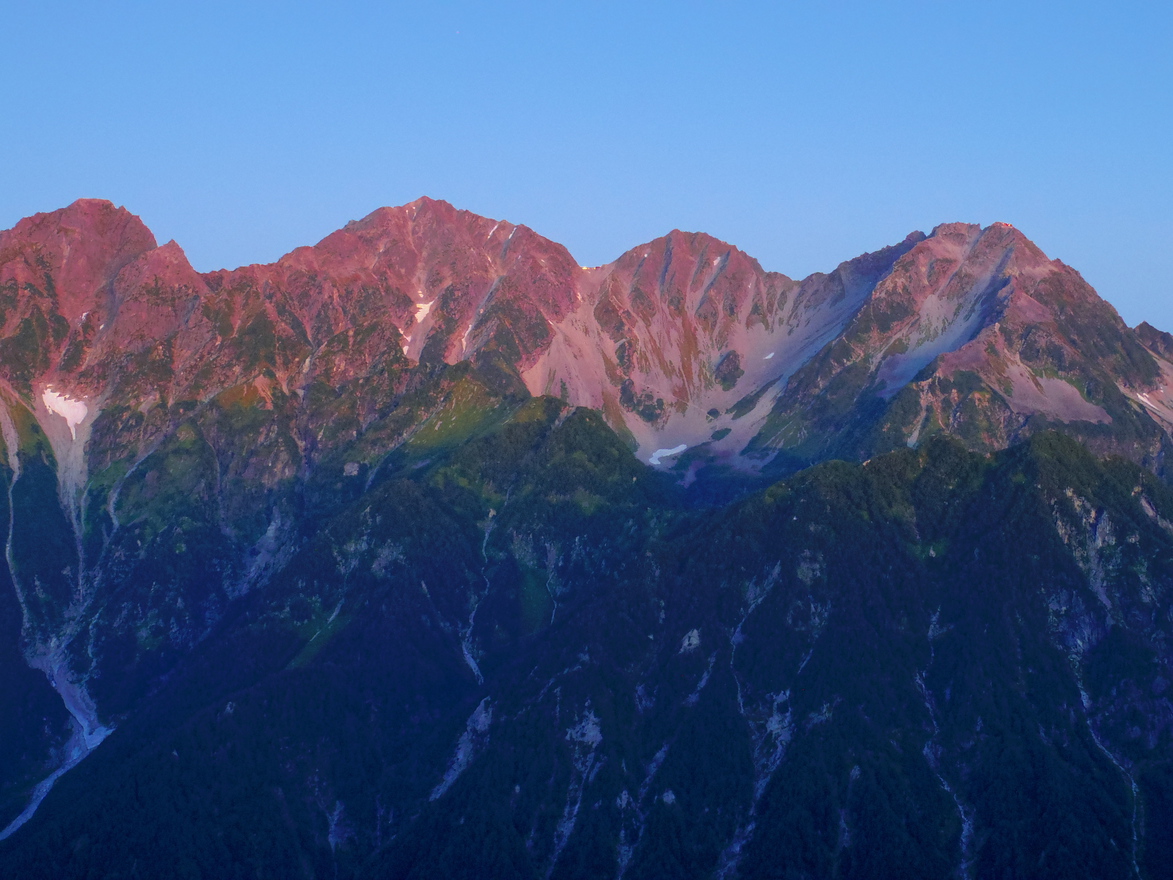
(528, 221), (1173, 478)
(744, 221), (1173, 476)
(523, 230), (925, 468)
(0, 197), (580, 455)
(3, 415), (1173, 880)
(5, 199), (1172, 483)
(207, 196), (580, 376)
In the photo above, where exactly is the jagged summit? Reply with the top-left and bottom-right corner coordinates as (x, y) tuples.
(0, 199), (157, 324)
(1, 200), (1171, 477)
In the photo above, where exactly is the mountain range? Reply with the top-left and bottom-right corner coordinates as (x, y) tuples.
(0, 198), (1171, 878)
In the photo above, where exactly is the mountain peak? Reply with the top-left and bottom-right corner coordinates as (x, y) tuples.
(343, 196), (458, 230)
(405, 194), (457, 214)
(114, 239), (203, 292)
(928, 220), (982, 239)
(0, 198), (157, 324)
(1, 197), (1168, 480)
(3, 197), (154, 247)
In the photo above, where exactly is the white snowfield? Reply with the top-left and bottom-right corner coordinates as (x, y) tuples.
(42, 389), (88, 441)
(648, 445), (687, 466)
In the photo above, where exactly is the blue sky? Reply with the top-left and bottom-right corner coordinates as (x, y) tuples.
(3, 1), (1170, 326)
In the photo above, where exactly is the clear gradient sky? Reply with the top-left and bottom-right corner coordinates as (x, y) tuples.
(3, 2), (1171, 326)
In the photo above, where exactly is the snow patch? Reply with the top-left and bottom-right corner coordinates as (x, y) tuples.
(649, 444), (687, 466)
(0, 402), (20, 478)
(42, 389), (88, 441)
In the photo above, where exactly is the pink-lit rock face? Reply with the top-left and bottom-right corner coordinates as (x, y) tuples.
(0, 199), (157, 324)
(525, 228), (931, 466)
(1, 196), (1171, 479)
(0, 197), (590, 463)
(746, 219), (1172, 470)
(208, 197), (581, 369)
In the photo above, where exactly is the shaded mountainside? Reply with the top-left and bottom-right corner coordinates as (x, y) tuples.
(1, 199), (1173, 877)
(3, 412), (1173, 880)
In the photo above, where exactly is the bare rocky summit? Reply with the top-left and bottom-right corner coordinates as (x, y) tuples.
(5, 198), (1171, 481)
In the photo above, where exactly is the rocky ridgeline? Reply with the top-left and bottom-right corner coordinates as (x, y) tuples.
(1, 199), (1173, 877)
(4, 198), (1173, 480)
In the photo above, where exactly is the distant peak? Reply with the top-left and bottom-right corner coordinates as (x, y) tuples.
(4, 198), (152, 242)
(342, 197), (477, 236)
(405, 195), (455, 211)
(666, 228), (734, 250)
(917, 221), (1049, 266)
(928, 221), (982, 238)
(68, 197), (119, 210)
(114, 238), (205, 296)
(58, 198), (148, 230)
(619, 229), (742, 265)
(137, 239), (197, 272)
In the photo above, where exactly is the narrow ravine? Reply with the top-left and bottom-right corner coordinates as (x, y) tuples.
(0, 761), (74, 842)
(0, 401), (112, 842)
(915, 612), (975, 880)
(0, 699), (109, 842)
(616, 741), (669, 880)
(915, 671), (975, 880)
(1076, 679), (1141, 880)
(461, 511), (498, 685)
(716, 564), (789, 880)
(546, 707), (602, 879)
